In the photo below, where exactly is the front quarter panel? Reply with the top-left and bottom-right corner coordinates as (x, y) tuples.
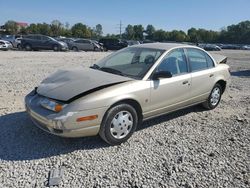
(65, 80), (151, 114)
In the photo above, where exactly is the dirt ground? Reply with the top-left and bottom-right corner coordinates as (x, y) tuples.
(0, 50), (249, 187)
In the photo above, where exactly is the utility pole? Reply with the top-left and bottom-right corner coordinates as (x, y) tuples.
(116, 20), (124, 39)
(119, 20), (122, 39)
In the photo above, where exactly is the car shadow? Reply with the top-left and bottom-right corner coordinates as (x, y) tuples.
(0, 105), (206, 161)
(0, 111), (109, 161)
(231, 70), (250, 77)
(138, 105), (207, 131)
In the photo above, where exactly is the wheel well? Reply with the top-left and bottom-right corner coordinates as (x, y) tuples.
(216, 80), (226, 93)
(111, 99), (143, 125)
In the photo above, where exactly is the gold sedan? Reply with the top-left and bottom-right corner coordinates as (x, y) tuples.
(25, 43), (230, 145)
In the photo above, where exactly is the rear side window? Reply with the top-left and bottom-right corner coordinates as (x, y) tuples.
(205, 53), (214, 68)
(186, 48), (213, 72)
(82, 40), (91, 44)
(75, 40), (82, 43)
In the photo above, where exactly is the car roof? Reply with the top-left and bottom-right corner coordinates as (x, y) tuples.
(132, 42), (192, 50)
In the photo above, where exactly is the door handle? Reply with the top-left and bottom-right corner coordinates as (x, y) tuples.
(182, 80), (189, 85)
(209, 74), (214, 77)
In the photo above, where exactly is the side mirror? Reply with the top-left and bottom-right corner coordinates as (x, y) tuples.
(152, 71), (172, 80)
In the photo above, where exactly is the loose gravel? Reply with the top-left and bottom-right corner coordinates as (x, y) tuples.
(0, 50), (249, 187)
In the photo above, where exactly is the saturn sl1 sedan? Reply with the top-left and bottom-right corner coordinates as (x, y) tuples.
(25, 43), (230, 145)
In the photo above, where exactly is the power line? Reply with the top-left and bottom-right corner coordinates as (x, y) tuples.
(115, 20), (125, 39)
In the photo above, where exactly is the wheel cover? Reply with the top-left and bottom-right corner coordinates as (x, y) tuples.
(110, 111), (133, 139)
(210, 87), (221, 106)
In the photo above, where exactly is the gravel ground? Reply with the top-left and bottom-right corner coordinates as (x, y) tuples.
(0, 50), (249, 188)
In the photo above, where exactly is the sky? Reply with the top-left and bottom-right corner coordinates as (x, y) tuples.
(0, 0), (250, 34)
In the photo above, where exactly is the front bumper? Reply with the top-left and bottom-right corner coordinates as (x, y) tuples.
(25, 91), (106, 137)
(0, 44), (12, 50)
(60, 45), (68, 51)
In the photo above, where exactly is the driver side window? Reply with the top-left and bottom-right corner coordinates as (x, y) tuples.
(157, 48), (188, 76)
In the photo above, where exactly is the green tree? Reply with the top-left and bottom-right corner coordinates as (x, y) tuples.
(4, 20), (18, 34)
(187, 28), (198, 43)
(153, 29), (167, 41)
(145, 24), (155, 40)
(26, 23), (38, 34)
(95, 24), (103, 37)
(71, 23), (91, 38)
(37, 23), (50, 35)
(124, 24), (134, 40)
(133, 25), (144, 40)
(50, 20), (63, 36)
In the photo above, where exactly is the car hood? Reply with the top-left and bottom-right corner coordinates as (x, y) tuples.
(37, 68), (133, 101)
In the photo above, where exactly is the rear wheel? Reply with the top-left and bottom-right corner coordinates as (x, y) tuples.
(72, 46), (78, 51)
(202, 83), (222, 110)
(99, 104), (138, 145)
(25, 44), (32, 51)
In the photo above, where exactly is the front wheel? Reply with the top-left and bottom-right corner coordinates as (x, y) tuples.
(202, 83), (222, 110)
(72, 46), (78, 51)
(99, 104), (138, 145)
(94, 47), (100, 51)
(53, 45), (59, 51)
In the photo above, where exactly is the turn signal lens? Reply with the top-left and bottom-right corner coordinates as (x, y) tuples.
(76, 115), (98, 122)
(55, 104), (63, 112)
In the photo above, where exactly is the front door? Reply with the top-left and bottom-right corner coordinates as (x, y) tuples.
(146, 48), (191, 118)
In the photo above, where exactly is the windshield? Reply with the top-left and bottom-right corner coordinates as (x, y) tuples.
(92, 47), (164, 79)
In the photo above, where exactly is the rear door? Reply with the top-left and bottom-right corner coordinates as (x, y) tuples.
(75, 40), (88, 50)
(185, 48), (216, 103)
(148, 48), (192, 117)
(82, 39), (94, 50)
(33, 35), (42, 48)
(40, 36), (51, 50)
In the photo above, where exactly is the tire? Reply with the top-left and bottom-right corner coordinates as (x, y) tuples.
(25, 44), (32, 51)
(94, 47), (99, 51)
(202, 83), (222, 110)
(17, 44), (21, 50)
(99, 104), (138, 145)
(53, 45), (59, 51)
(72, 46), (78, 51)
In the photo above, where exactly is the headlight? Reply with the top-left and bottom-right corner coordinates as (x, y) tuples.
(40, 98), (66, 112)
(59, 42), (66, 46)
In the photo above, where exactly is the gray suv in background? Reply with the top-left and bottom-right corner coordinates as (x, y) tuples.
(20, 34), (68, 51)
(70, 39), (103, 51)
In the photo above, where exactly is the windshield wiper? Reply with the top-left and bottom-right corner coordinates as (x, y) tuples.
(91, 65), (137, 79)
(99, 67), (125, 76)
(90, 64), (100, 70)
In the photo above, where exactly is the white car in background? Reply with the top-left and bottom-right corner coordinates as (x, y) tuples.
(0, 40), (13, 51)
(242, 45), (250, 50)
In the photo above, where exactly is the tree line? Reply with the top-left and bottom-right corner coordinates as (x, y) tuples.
(3, 20), (103, 39)
(2, 20), (250, 44)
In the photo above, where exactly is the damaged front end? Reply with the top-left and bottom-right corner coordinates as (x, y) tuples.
(25, 89), (107, 137)
(25, 67), (135, 137)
